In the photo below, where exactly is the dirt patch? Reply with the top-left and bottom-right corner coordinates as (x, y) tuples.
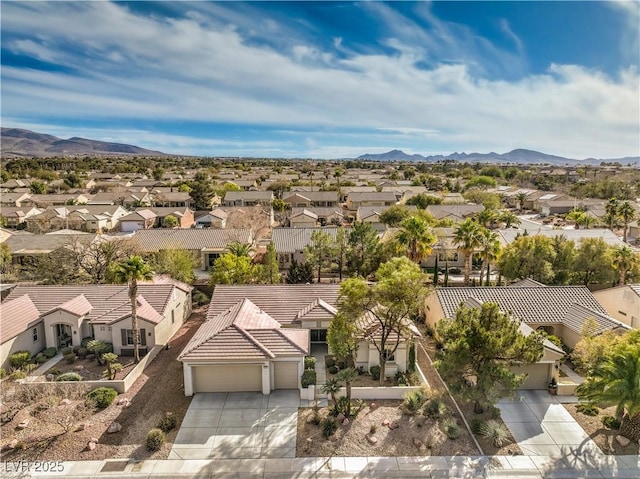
(564, 404), (639, 455)
(0, 306), (207, 461)
(45, 356), (136, 381)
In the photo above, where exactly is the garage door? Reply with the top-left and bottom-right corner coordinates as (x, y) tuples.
(193, 364), (262, 393)
(512, 364), (550, 390)
(273, 361), (299, 390)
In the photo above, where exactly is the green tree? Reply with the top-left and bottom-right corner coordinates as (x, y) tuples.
(576, 341), (640, 442)
(102, 352), (123, 380)
(112, 256), (154, 363)
(286, 259), (314, 284)
(466, 176), (497, 189)
(335, 368), (358, 417)
(604, 198), (620, 230)
(435, 302), (544, 413)
(337, 257), (427, 384)
(378, 205), (411, 227)
(478, 228), (501, 286)
(566, 209), (587, 230)
(210, 253), (260, 285)
(327, 313), (358, 369)
(347, 222), (382, 278)
(261, 242), (281, 284)
(304, 230), (334, 283)
(453, 218), (482, 286)
(498, 211), (520, 229)
(226, 241), (254, 257)
(162, 215), (179, 228)
(395, 215), (436, 263)
(515, 192), (528, 212)
(405, 193), (443, 209)
(612, 246), (639, 286)
(550, 235), (575, 285)
(63, 172), (82, 189)
(475, 209), (498, 229)
(572, 238), (615, 285)
(619, 201), (637, 243)
(152, 167), (165, 181)
(149, 249), (199, 284)
(30, 181), (47, 194)
(333, 227), (349, 281)
(498, 235), (556, 284)
(190, 172), (215, 210)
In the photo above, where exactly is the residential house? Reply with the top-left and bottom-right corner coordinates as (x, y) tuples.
(288, 209), (319, 228)
(130, 228), (253, 271)
(356, 205), (418, 232)
(0, 192), (31, 207)
(497, 228), (627, 249)
(28, 193), (93, 207)
(282, 191), (339, 208)
(119, 210), (158, 232)
(151, 191), (193, 208)
(25, 205), (128, 233)
(223, 191), (273, 207)
(225, 179), (257, 190)
(1, 280), (192, 366)
(426, 204), (484, 222)
(271, 227), (339, 271)
(593, 284), (640, 329)
(195, 209), (228, 229)
(148, 207), (195, 228)
(5, 232), (96, 267)
(88, 191), (151, 208)
(339, 186), (376, 203)
(288, 207), (344, 228)
(0, 206), (42, 228)
(539, 198), (603, 216)
(346, 192), (397, 211)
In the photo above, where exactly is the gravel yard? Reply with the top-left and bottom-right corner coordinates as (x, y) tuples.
(0, 306), (206, 461)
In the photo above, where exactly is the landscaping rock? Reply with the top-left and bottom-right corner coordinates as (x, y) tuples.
(367, 435), (378, 445)
(336, 413), (345, 422)
(107, 422), (122, 434)
(76, 423), (86, 432)
(16, 420), (29, 430)
(342, 418), (349, 426)
(382, 419), (390, 426)
(73, 365), (84, 371)
(46, 374), (55, 382)
(6, 439), (18, 450)
(117, 398), (131, 407)
(413, 438), (423, 448)
(90, 437), (99, 444)
(87, 441), (96, 451)
(59, 399), (71, 406)
(389, 421), (399, 430)
(370, 402), (377, 410)
(616, 435), (631, 447)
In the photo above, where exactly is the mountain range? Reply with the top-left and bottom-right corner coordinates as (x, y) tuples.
(1, 128), (166, 157)
(357, 149), (639, 166)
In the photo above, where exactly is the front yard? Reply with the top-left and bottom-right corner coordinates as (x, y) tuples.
(45, 355), (136, 381)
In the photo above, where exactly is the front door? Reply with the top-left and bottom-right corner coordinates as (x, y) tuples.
(56, 324), (72, 348)
(310, 329), (327, 343)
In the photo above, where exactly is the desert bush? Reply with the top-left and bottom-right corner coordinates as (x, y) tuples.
(442, 418), (460, 439)
(328, 366), (338, 375)
(42, 347), (57, 358)
(9, 351), (31, 369)
(471, 418), (483, 434)
(64, 353), (77, 364)
(146, 428), (166, 451)
(424, 397), (448, 419)
(0, 368), (6, 379)
(73, 345), (81, 354)
(60, 346), (73, 356)
(403, 389), (427, 414)
(602, 416), (621, 429)
(369, 365), (381, 381)
(479, 420), (510, 447)
(310, 406), (321, 425)
(35, 353), (48, 364)
(301, 369), (316, 388)
(157, 413), (177, 433)
(56, 372), (82, 382)
(576, 402), (599, 416)
(325, 357), (335, 368)
(321, 417), (338, 438)
(76, 347), (88, 358)
(10, 369), (26, 380)
(304, 356), (316, 370)
(489, 406), (502, 420)
(23, 363), (37, 373)
(80, 337), (93, 348)
(86, 340), (108, 365)
(86, 387), (117, 409)
(357, 366), (365, 375)
(192, 290), (209, 306)
(395, 371), (408, 385)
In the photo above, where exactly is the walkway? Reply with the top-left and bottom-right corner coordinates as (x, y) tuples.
(497, 390), (599, 457)
(310, 343), (327, 387)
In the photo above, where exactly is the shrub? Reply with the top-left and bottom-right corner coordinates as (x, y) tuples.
(602, 416), (621, 430)
(328, 366), (338, 375)
(479, 420), (510, 447)
(35, 354), (48, 364)
(442, 418), (460, 439)
(407, 343), (416, 373)
(76, 347), (88, 358)
(146, 428), (166, 452)
(80, 337), (93, 348)
(64, 353), (77, 364)
(489, 406), (502, 420)
(304, 356), (316, 370)
(23, 363), (37, 373)
(42, 347), (57, 358)
(369, 365), (381, 381)
(73, 345), (81, 354)
(56, 372), (82, 382)
(325, 357), (335, 368)
(48, 368), (61, 376)
(471, 418), (483, 434)
(9, 351), (31, 369)
(60, 347), (73, 356)
(192, 290), (209, 306)
(10, 369), (26, 380)
(157, 413), (177, 433)
(357, 366), (365, 375)
(0, 368), (6, 379)
(576, 403), (599, 416)
(403, 389), (427, 414)
(301, 370), (316, 388)
(321, 417), (338, 438)
(370, 424), (377, 435)
(424, 397), (447, 419)
(86, 387), (117, 409)
(395, 371), (408, 385)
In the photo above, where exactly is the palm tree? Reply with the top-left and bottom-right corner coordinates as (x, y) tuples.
(619, 201), (637, 243)
(479, 228), (501, 286)
(515, 192), (528, 212)
(321, 378), (341, 403)
(453, 218), (482, 286)
(475, 209), (498, 229)
(612, 246), (637, 286)
(576, 347), (640, 442)
(226, 241), (254, 257)
(579, 214), (596, 230)
(566, 209), (586, 230)
(499, 211), (520, 229)
(395, 216), (436, 263)
(604, 197), (619, 230)
(113, 256), (154, 363)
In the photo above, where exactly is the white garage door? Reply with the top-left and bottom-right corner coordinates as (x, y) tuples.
(273, 361), (299, 390)
(513, 364), (550, 390)
(193, 364), (262, 393)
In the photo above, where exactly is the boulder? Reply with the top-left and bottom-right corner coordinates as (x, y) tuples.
(73, 365), (84, 371)
(46, 374), (55, 382)
(389, 421), (399, 430)
(16, 420), (29, 430)
(616, 435), (631, 447)
(413, 438), (423, 448)
(342, 418), (349, 426)
(59, 398), (71, 406)
(336, 413), (345, 422)
(117, 398), (131, 407)
(87, 441), (96, 451)
(382, 419), (390, 426)
(76, 423), (86, 432)
(367, 435), (378, 445)
(369, 402), (377, 410)
(107, 422), (122, 434)
(90, 437), (99, 444)
(6, 439), (18, 450)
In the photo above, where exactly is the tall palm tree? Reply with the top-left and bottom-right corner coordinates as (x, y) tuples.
(113, 256), (154, 363)
(619, 201), (637, 243)
(612, 246), (637, 286)
(499, 211), (521, 229)
(396, 216), (436, 263)
(453, 218), (482, 286)
(479, 228), (501, 286)
(566, 209), (586, 230)
(226, 241), (254, 257)
(515, 192), (528, 212)
(604, 197), (619, 230)
(576, 347), (640, 442)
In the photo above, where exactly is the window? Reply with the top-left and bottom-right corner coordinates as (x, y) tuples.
(125, 329), (134, 345)
(383, 349), (395, 362)
(171, 310), (175, 324)
(100, 326), (106, 332)
(618, 310), (628, 316)
(32, 327), (38, 342)
(121, 328), (146, 346)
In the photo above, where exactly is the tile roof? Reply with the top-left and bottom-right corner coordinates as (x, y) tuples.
(296, 298), (337, 322)
(131, 228), (252, 251)
(426, 204), (484, 220)
(271, 227), (339, 253)
(498, 228), (626, 248)
(562, 303), (631, 335)
(52, 294), (93, 316)
(5, 233), (96, 254)
(224, 191), (273, 201)
(0, 295), (42, 344)
(507, 278), (547, 288)
(180, 299), (308, 361)
(283, 191), (339, 202)
(208, 284), (340, 326)
(347, 191), (398, 202)
(434, 286), (607, 325)
(290, 209), (318, 220)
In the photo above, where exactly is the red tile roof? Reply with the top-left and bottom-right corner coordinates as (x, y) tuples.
(0, 295), (41, 344)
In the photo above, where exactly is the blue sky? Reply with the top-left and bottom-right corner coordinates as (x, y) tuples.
(1, 1), (639, 159)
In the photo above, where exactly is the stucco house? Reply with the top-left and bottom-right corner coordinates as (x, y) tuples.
(593, 284), (640, 329)
(1, 280), (192, 368)
(195, 209), (228, 228)
(179, 284), (420, 395)
(271, 227), (339, 271)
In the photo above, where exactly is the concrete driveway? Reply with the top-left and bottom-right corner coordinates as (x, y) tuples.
(497, 390), (602, 459)
(169, 390), (300, 460)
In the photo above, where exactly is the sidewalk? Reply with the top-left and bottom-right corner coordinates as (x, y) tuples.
(11, 454), (639, 478)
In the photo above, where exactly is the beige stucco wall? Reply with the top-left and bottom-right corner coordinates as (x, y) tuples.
(424, 293), (445, 329)
(42, 310), (84, 349)
(1, 322), (45, 369)
(593, 287), (640, 329)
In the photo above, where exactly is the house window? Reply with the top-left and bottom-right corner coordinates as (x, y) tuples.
(121, 328), (146, 346)
(32, 327), (38, 342)
(171, 310), (175, 324)
(383, 349), (395, 362)
(125, 329), (134, 345)
(100, 326), (106, 332)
